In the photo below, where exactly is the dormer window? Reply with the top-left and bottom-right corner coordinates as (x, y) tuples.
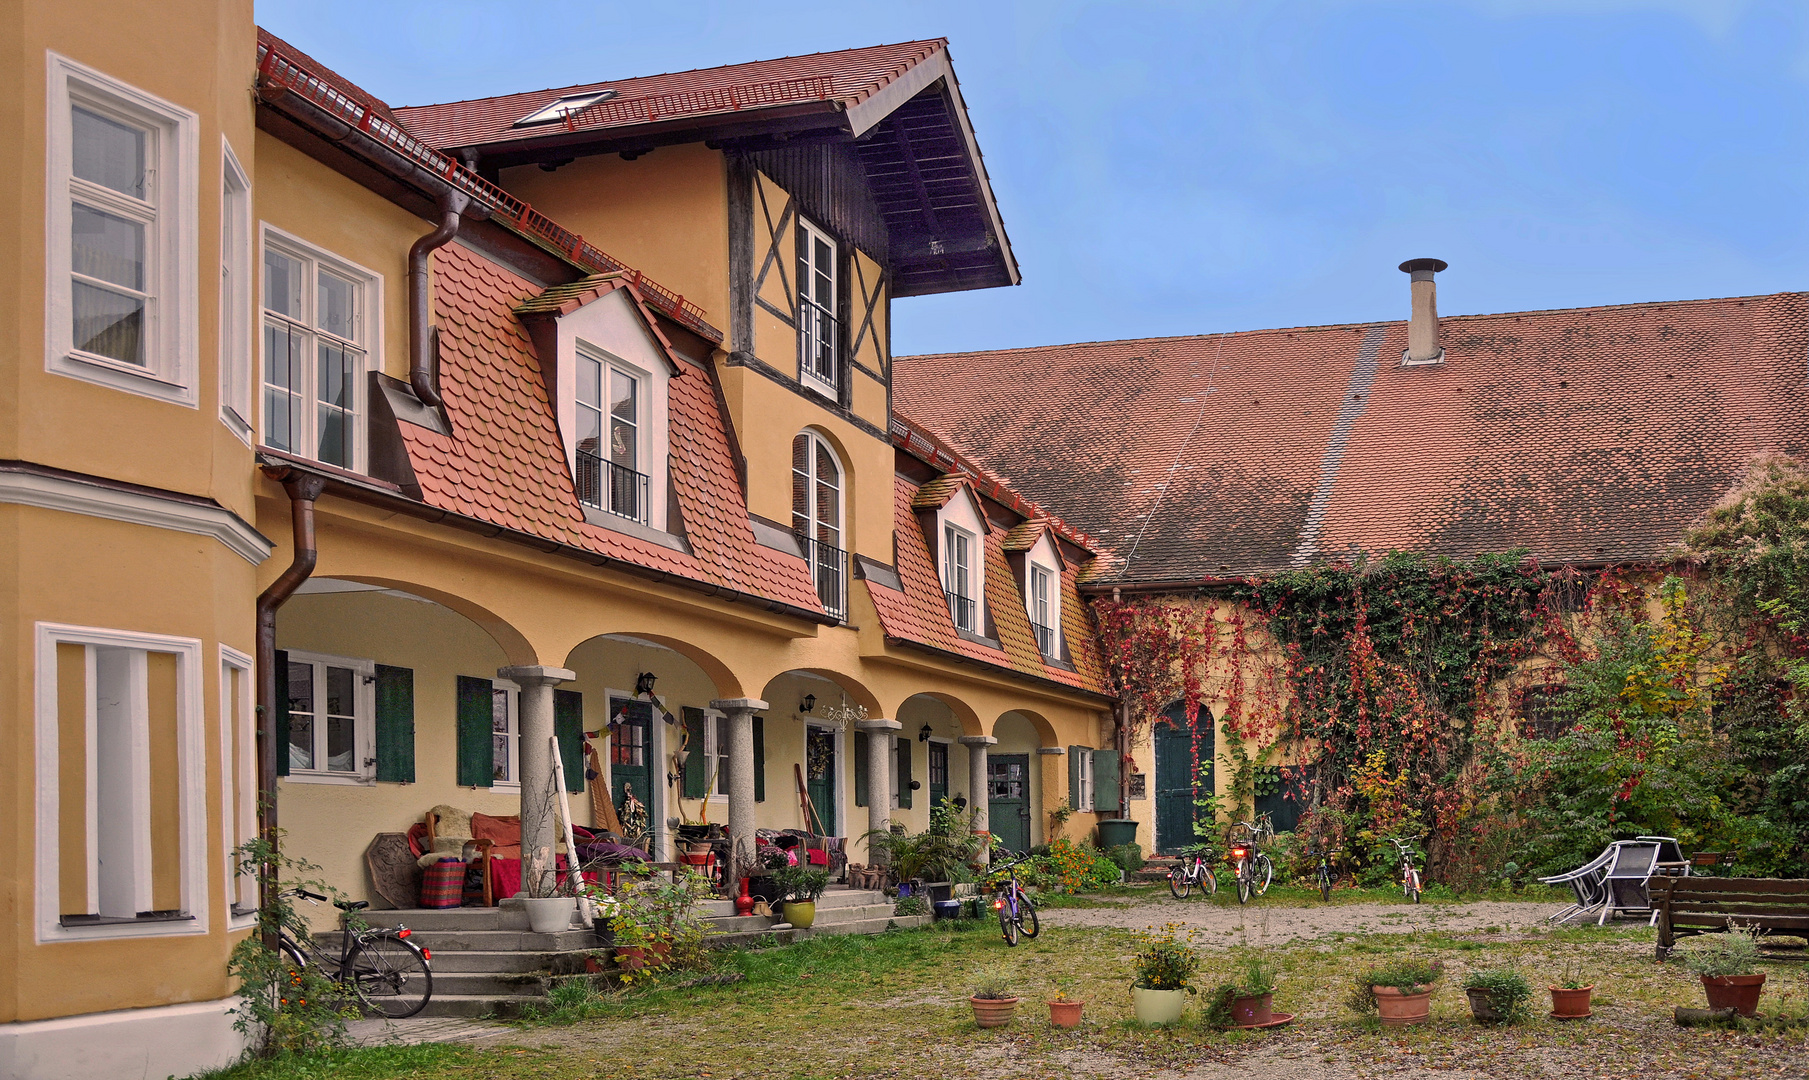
(1029, 563), (1057, 657)
(575, 349), (647, 524)
(797, 217), (838, 398)
(943, 523), (976, 630)
(513, 90), (618, 127)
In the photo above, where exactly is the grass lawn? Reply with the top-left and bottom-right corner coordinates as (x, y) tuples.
(202, 890), (1809, 1080)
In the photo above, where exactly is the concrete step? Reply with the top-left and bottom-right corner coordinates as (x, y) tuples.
(417, 993), (535, 1019)
(431, 970), (553, 998)
(368, 927), (600, 953)
(358, 907), (530, 931)
(425, 949), (583, 974)
(700, 887), (887, 918)
(705, 913), (932, 949)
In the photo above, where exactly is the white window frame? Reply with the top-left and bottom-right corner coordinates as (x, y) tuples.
(281, 649), (376, 786)
(936, 487), (989, 635)
(697, 707), (730, 800)
(944, 523), (977, 631)
(258, 225), (381, 472)
(219, 645), (257, 928)
(44, 52), (199, 406)
(797, 216), (838, 398)
(489, 678), (522, 791)
(514, 90), (617, 127)
(1076, 748), (1095, 811)
(574, 344), (652, 525)
(792, 429), (848, 620)
(1028, 558), (1062, 657)
(219, 139), (253, 442)
(33, 623), (208, 943)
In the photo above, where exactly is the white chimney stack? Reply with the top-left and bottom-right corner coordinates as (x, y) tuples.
(1399, 258), (1448, 365)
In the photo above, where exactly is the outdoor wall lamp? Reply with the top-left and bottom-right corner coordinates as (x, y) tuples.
(635, 671), (657, 697)
(918, 723), (932, 742)
(800, 693), (815, 713)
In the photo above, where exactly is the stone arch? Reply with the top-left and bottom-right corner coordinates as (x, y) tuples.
(993, 706), (1059, 746)
(561, 632), (745, 700)
(758, 668), (884, 718)
(893, 691), (985, 737)
(296, 575), (539, 666)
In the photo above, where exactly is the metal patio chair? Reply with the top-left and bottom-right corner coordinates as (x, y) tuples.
(1539, 844), (1617, 925)
(1596, 840), (1663, 925)
(1635, 835), (1692, 879)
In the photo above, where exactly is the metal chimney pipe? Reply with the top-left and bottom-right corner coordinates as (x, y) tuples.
(1399, 258), (1448, 365)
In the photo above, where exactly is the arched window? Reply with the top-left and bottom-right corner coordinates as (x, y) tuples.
(792, 431), (846, 619)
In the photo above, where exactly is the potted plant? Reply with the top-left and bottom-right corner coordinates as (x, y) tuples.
(970, 966), (1019, 1028)
(1228, 953), (1279, 1027)
(1677, 926), (1766, 1018)
(1356, 958), (1442, 1027)
(1048, 977), (1084, 1029)
(1131, 924), (1199, 1025)
(774, 865), (830, 929)
(1548, 962), (1593, 1020)
(1462, 969), (1532, 1025)
(745, 846), (788, 907)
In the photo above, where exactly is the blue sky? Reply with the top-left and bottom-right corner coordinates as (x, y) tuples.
(257, 1), (1809, 355)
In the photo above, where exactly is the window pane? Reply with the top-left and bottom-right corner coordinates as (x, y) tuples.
(287, 661), (314, 771)
(316, 340), (356, 468)
(71, 204), (144, 290)
(264, 321), (302, 452)
(324, 666), (355, 773)
(263, 250), (303, 317)
(492, 688), (512, 782)
(324, 665), (354, 716)
(608, 369), (637, 468)
(317, 269), (356, 340)
(578, 354), (601, 409)
(72, 280), (144, 365)
(72, 107), (145, 199)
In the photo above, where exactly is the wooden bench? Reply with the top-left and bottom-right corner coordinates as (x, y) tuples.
(1651, 876), (1809, 961)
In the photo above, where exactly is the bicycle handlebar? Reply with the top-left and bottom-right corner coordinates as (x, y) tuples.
(285, 887), (329, 903)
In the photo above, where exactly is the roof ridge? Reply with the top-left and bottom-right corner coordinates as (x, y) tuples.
(896, 290), (1806, 361)
(393, 38), (948, 111)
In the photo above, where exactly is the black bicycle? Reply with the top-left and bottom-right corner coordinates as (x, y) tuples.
(1167, 843), (1219, 899)
(1229, 820), (1273, 905)
(987, 855), (1040, 946)
(1308, 848), (1341, 902)
(280, 888), (434, 1018)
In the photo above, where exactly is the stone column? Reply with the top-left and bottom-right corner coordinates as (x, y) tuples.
(856, 718), (901, 860)
(499, 665), (575, 897)
(710, 697), (768, 875)
(959, 735), (997, 865)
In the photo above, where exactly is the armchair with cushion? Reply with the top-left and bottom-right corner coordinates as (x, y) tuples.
(408, 803), (646, 906)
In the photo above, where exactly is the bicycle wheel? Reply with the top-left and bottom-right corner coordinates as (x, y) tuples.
(1255, 855), (1273, 897)
(1319, 864), (1332, 902)
(1406, 869), (1422, 904)
(998, 900), (1019, 946)
(1168, 867), (1191, 900)
(1018, 895), (1040, 939)
(1235, 861), (1252, 905)
(347, 934), (433, 1018)
(1201, 862), (1218, 897)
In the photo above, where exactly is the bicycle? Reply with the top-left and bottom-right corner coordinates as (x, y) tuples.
(987, 855), (1040, 946)
(1229, 820), (1273, 905)
(1384, 836), (1424, 904)
(279, 888), (434, 1018)
(1167, 843), (1219, 899)
(1307, 848), (1341, 902)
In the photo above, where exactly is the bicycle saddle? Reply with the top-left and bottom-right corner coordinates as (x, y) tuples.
(335, 899), (370, 912)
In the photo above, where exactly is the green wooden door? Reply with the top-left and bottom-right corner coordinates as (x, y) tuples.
(609, 698), (654, 842)
(1154, 704), (1213, 854)
(928, 741), (949, 810)
(987, 754), (1031, 855)
(805, 725), (836, 836)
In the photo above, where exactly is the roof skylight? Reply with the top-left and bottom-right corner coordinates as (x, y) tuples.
(513, 90), (618, 127)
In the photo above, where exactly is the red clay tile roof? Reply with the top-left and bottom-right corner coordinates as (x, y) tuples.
(1000, 517), (1057, 556)
(910, 473), (978, 515)
(864, 476), (1107, 695)
(890, 413), (1098, 552)
(896, 293), (1809, 583)
(403, 242), (824, 612)
(394, 40), (948, 151)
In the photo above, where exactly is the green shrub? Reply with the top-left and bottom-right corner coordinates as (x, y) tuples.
(1462, 969), (1533, 1023)
(1678, 926), (1762, 978)
(1347, 958), (1442, 1014)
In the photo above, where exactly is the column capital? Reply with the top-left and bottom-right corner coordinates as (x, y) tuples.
(1036, 746), (1066, 756)
(855, 718), (901, 733)
(497, 665), (575, 686)
(958, 735), (998, 747)
(709, 697), (769, 713)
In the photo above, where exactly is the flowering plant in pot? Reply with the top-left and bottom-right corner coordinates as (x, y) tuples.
(1047, 977), (1084, 1029)
(773, 865), (830, 929)
(1130, 923), (1199, 1025)
(1203, 952), (1282, 1029)
(970, 966), (1018, 1028)
(1678, 926), (1766, 1018)
(1349, 958), (1442, 1027)
(1462, 969), (1532, 1025)
(1548, 962), (1593, 1020)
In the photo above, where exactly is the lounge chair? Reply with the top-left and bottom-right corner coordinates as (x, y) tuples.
(1540, 844), (1616, 925)
(1596, 840), (1663, 925)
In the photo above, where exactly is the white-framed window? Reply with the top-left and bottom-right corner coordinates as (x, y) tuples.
(487, 680), (523, 788)
(514, 90), (618, 127)
(260, 227), (380, 471)
(575, 346), (649, 524)
(792, 430), (847, 619)
(284, 650), (375, 784)
(44, 52), (199, 406)
(701, 710), (730, 797)
(1029, 562), (1059, 657)
(219, 646), (257, 927)
(1076, 748), (1094, 810)
(219, 139), (253, 441)
(944, 523), (976, 631)
(797, 217), (838, 397)
(33, 623), (209, 942)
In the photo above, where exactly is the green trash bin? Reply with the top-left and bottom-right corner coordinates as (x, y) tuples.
(1096, 819), (1139, 849)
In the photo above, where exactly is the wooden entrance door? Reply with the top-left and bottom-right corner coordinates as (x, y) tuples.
(987, 754), (1031, 855)
(610, 698), (654, 843)
(805, 726), (837, 836)
(928, 741), (949, 810)
(1154, 704), (1213, 854)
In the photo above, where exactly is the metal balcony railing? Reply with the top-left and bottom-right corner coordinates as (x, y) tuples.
(576, 449), (649, 524)
(796, 532), (847, 621)
(1032, 621), (1056, 657)
(947, 591), (975, 631)
(798, 297), (838, 390)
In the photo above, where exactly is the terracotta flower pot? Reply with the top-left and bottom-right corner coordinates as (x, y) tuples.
(971, 995), (1019, 1028)
(1548, 985), (1593, 1020)
(1701, 974), (1766, 1018)
(1373, 984), (1434, 1026)
(614, 946), (646, 971)
(1048, 1000), (1084, 1028)
(647, 941), (672, 966)
(1231, 992), (1274, 1027)
(1131, 986), (1188, 1025)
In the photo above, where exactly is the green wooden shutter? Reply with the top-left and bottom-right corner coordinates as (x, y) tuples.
(854, 730), (869, 807)
(1068, 746), (1083, 808)
(374, 664), (415, 783)
(456, 676), (494, 787)
(753, 716), (766, 802)
(274, 650), (290, 777)
(1092, 748), (1120, 813)
(896, 737), (913, 809)
(555, 689), (584, 793)
(682, 707), (707, 798)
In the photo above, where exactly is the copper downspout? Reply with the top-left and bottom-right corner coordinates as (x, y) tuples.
(255, 468), (325, 942)
(408, 190), (471, 407)
(1112, 586), (1131, 818)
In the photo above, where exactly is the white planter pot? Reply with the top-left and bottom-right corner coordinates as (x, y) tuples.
(525, 896), (577, 934)
(1131, 986), (1187, 1025)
